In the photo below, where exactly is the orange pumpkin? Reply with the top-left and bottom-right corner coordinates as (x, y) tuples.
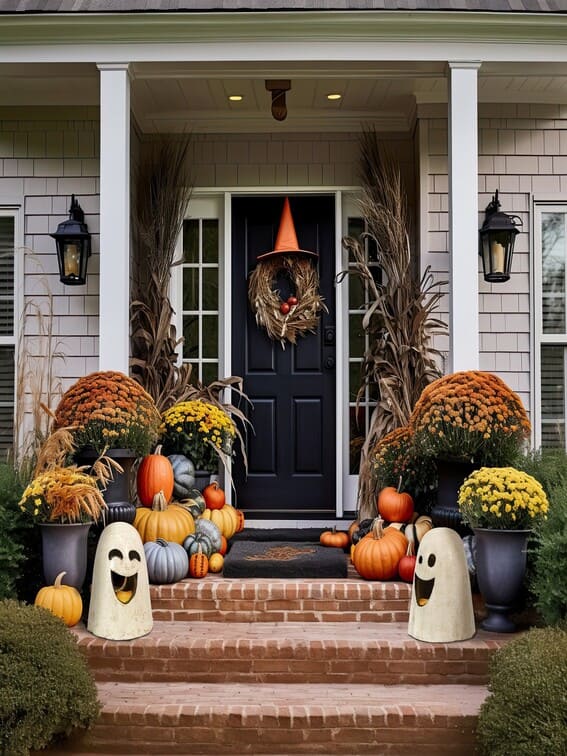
(200, 504), (239, 539)
(134, 491), (195, 544)
(189, 545), (209, 578)
(218, 535), (228, 556)
(203, 482), (225, 510)
(34, 572), (83, 627)
(352, 517), (408, 580)
(398, 540), (417, 583)
(234, 508), (245, 533)
(377, 478), (414, 523)
(137, 445), (175, 507)
(319, 528), (350, 548)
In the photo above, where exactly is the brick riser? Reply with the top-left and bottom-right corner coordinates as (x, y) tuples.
(74, 621), (503, 686)
(149, 576), (412, 623)
(45, 682), (485, 755)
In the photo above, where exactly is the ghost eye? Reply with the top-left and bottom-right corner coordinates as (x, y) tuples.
(129, 550), (141, 561)
(109, 549), (123, 560)
(418, 555), (423, 564)
(428, 554), (436, 568)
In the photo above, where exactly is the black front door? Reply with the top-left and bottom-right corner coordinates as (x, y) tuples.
(231, 195), (336, 519)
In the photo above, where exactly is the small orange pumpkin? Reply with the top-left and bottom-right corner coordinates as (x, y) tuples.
(203, 482), (225, 510)
(319, 528), (350, 549)
(34, 572), (83, 627)
(189, 545), (209, 578)
(377, 477), (414, 523)
(218, 535), (228, 556)
(352, 517), (408, 580)
(137, 445), (175, 507)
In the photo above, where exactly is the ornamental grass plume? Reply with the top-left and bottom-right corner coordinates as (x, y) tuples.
(53, 371), (161, 457)
(18, 466), (107, 524)
(409, 370), (531, 466)
(458, 467), (548, 530)
(160, 400), (236, 473)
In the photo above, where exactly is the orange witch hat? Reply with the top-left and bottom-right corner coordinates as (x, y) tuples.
(256, 197), (318, 261)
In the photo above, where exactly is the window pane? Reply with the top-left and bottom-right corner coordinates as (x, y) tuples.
(182, 316), (199, 360)
(202, 219), (219, 264)
(542, 212), (566, 334)
(183, 219), (199, 263)
(201, 315), (218, 358)
(348, 274), (365, 310)
(202, 268), (218, 311)
(349, 314), (365, 358)
(201, 362), (218, 386)
(182, 268), (199, 311)
(541, 344), (565, 448)
(0, 346), (14, 453)
(349, 361), (361, 403)
(0, 216), (14, 336)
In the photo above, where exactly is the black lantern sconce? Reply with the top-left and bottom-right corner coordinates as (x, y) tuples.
(50, 195), (91, 286)
(479, 190), (522, 284)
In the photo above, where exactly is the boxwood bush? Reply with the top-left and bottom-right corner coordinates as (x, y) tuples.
(477, 625), (567, 755)
(0, 599), (100, 755)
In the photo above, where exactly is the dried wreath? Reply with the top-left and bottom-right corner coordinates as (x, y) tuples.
(248, 197), (327, 347)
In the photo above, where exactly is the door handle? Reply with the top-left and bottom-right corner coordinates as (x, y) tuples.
(324, 356), (335, 370)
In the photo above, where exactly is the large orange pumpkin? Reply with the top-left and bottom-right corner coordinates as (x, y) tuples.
(137, 445), (175, 507)
(134, 491), (195, 544)
(352, 517), (408, 580)
(377, 482), (414, 523)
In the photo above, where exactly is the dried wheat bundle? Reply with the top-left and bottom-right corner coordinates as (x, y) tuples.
(248, 256), (327, 347)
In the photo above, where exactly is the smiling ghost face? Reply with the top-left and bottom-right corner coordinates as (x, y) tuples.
(88, 522), (153, 640)
(408, 527), (475, 643)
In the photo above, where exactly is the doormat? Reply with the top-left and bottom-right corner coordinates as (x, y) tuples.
(223, 540), (347, 579)
(230, 527), (323, 543)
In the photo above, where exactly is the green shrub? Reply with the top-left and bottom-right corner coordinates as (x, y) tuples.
(0, 462), (31, 600)
(531, 481), (567, 626)
(477, 626), (567, 756)
(0, 599), (100, 755)
(517, 447), (567, 496)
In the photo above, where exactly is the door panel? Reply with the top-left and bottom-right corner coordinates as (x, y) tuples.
(232, 195), (336, 518)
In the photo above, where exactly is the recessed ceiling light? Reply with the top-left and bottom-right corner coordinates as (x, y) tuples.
(229, 95), (243, 102)
(327, 93), (342, 101)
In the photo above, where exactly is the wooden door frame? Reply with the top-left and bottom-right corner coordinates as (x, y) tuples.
(178, 186), (359, 525)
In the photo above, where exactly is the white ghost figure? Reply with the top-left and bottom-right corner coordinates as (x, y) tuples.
(408, 527), (475, 643)
(88, 522), (153, 640)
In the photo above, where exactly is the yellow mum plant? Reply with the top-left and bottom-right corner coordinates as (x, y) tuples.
(18, 466), (107, 524)
(160, 400), (236, 473)
(409, 371), (531, 466)
(458, 467), (548, 530)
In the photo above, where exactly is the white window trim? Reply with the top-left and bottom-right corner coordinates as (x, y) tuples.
(532, 198), (567, 451)
(0, 203), (23, 453)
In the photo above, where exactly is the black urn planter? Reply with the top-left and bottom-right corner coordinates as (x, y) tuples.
(431, 459), (476, 535)
(76, 447), (137, 505)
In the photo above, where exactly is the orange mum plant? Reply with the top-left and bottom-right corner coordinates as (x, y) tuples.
(54, 371), (161, 457)
(409, 371), (531, 466)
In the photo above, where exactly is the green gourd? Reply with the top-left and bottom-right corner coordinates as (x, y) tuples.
(194, 518), (222, 553)
(183, 532), (214, 558)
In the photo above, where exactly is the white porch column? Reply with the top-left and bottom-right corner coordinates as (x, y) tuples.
(97, 63), (131, 374)
(448, 61), (481, 372)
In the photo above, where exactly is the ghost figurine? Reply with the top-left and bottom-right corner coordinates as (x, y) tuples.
(408, 527), (475, 643)
(88, 522), (153, 640)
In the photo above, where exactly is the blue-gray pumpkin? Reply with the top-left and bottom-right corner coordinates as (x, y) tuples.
(168, 454), (196, 499)
(144, 538), (189, 584)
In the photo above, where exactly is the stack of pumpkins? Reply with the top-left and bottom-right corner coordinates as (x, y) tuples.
(133, 447), (244, 583)
(349, 483), (432, 583)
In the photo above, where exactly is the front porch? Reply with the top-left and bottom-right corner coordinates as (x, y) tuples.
(45, 569), (517, 755)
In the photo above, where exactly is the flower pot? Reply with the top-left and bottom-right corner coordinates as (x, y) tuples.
(40, 521), (92, 590)
(431, 459), (476, 534)
(193, 470), (212, 492)
(473, 527), (530, 633)
(76, 447), (137, 505)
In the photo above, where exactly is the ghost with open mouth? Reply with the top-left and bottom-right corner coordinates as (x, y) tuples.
(408, 527), (475, 643)
(88, 522), (153, 640)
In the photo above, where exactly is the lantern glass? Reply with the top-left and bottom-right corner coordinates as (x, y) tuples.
(51, 195), (91, 286)
(479, 191), (522, 284)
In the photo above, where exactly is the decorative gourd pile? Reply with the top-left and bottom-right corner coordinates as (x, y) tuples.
(346, 483), (433, 582)
(132, 450), (244, 582)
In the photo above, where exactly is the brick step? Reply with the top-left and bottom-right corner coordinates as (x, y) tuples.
(46, 681), (486, 755)
(74, 620), (507, 685)
(149, 574), (412, 623)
